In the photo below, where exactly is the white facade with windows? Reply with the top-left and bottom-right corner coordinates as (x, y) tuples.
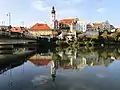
(75, 20), (87, 32)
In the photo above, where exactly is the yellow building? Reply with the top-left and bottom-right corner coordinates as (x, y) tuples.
(29, 23), (52, 37)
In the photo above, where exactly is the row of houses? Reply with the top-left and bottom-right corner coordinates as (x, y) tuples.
(0, 6), (119, 39)
(0, 20), (116, 35)
(0, 25), (34, 38)
(28, 6), (117, 39)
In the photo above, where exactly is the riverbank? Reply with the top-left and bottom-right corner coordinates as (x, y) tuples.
(55, 39), (120, 48)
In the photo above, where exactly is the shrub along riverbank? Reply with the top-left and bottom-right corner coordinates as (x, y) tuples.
(55, 38), (120, 48)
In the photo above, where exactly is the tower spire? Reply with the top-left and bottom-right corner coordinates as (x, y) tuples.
(51, 6), (56, 29)
(51, 6), (56, 14)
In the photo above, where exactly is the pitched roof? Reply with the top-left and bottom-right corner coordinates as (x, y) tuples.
(30, 23), (51, 31)
(60, 18), (78, 25)
(29, 59), (51, 66)
(11, 27), (22, 33)
(92, 23), (104, 29)
(116, 28), (120, 32)
(87, 24), (93, 28)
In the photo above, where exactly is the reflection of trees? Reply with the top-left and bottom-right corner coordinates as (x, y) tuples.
(0, 55), (28, 74)
(53, 47), (120, 69)
(0, 51), (35, 74)
(52, 53), (70, 68)
(0, 59), (26, 74)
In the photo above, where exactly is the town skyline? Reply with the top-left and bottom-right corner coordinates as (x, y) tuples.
(0, 0), (120, 27)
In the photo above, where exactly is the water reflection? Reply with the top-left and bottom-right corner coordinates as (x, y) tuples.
(29, 53), (57, 83)
(51, 47), (115, 70)
(0, 47), (120, 90)
(0, 46), (36, 74)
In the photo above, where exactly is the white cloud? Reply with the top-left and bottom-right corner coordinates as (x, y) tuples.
(32, 0), (50, 11)
(31, 75), (50, 86)
(31, 0), (84, 20)
(97, 8), (105, 13)
(32, 0), (84, 11)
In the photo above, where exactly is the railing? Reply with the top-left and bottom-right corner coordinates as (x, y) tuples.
(0, 30), (37, 39)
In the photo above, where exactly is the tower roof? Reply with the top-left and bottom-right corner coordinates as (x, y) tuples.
(51, 6), (56, 14)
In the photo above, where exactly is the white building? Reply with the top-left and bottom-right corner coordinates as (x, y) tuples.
(103, 20), (111, 31)
(75, 20), (87, 32)
(51, 6), (56, 29)
(60, 18), (87, 32)
(86, 20), (113, 32)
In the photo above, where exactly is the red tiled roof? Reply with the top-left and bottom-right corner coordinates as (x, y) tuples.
(11, 27), (21, 33)
(29, 59), (51, 66)
(60, 18), (77, 25)
(30, 23), (51, 31)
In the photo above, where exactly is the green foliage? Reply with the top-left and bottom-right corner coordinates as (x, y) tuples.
(60, 26), (70, 30)
(52, 53), (58, 60)
(118, 37), (120, 41)
(76, 30), (83, 34)
(52, 29), (56, 31)
(91, 35), (98, 40)
(101, 32), (108, 38)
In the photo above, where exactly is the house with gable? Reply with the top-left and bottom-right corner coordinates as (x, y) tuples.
(29, 23), (52, 37)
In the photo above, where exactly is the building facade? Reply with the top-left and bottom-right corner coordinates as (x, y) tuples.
(59, 18), (86, 32)
(60, 18), (78, 32)
(29, 23), (52, 37)
(87, 20), (113, 32)
(75, 20), (87, 32)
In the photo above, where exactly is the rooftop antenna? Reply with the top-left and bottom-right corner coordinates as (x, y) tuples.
(1, 21), (5, 25)
(6, 12), (11, 25)
(1, 21), (4, 25)
(21, 21), (24, 27)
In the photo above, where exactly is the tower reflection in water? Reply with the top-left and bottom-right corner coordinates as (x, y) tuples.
(0, 47), (119, 75)
(29, 53), (57, 83)
(50, 60), (56, 83)
(29, 47), (120, 85)
(30, 47), (118, 68)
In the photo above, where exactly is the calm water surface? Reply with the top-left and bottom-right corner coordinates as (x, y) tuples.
(0, 47), (120, 90)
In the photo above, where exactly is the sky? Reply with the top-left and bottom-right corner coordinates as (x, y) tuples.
(0, 0), (120, 27)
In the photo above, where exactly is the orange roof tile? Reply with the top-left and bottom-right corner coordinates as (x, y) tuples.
(11, 27), (22, 33)
(60, 18), (78, 25)
(30, 23), (51, 31)
(29, 59), (51, 66)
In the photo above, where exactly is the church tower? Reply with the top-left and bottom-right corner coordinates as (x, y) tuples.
(51, 6), (56, 29)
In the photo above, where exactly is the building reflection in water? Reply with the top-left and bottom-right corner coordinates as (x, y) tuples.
(29, 47), (119, 71)
(29, 47), (120, 85)
(29, 53), (52, 66)
(29, 53), (57, 83)
(50, 60), (56, 83)
(52, 47), (119, 70)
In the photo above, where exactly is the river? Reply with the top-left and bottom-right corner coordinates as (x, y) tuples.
(0, 46), (120, 90)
